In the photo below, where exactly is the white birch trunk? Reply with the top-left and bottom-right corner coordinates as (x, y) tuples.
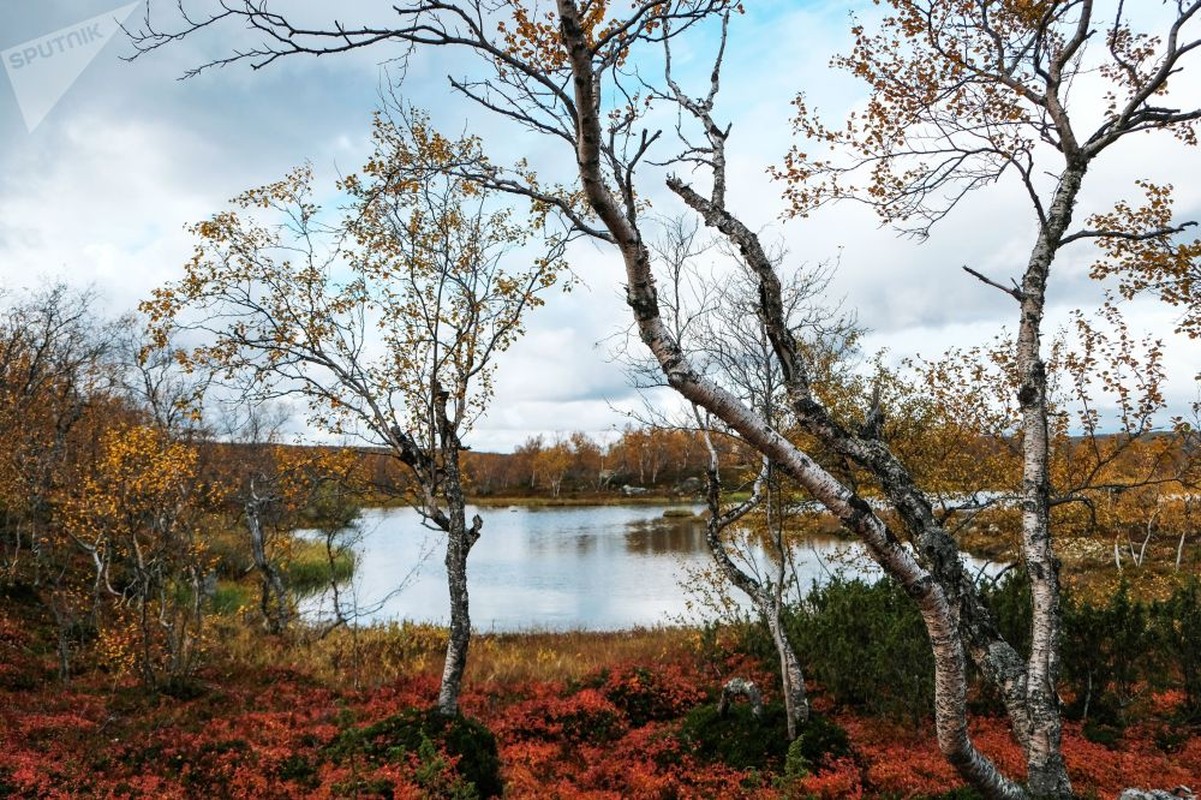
(434, 391), (482, 718)
(1013, 165), (1085, 798)
(555, 4), (1025, 795)
(700, 447), (808, 739)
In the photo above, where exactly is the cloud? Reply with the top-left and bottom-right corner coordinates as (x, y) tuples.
(0, 1), (1196, 453)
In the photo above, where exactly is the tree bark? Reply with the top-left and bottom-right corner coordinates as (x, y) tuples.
(1013, 164), (1086, 798)
(766, 600), (808, 739)
(245, 489), (290, 634)
(434, 391), (482, 718)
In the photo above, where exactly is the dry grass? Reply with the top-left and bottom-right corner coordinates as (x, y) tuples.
(464, 626), (701, 685)
(206, 617), (705, 691)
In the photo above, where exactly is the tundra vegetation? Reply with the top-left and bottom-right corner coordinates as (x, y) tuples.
(0, 277), (1196, 796)
(0, 1), (1199, 798)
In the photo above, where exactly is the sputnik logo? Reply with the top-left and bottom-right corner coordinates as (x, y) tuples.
(2, 3), (140, 133)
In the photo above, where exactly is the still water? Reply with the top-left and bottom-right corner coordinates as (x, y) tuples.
(298, 504), (1003, 631)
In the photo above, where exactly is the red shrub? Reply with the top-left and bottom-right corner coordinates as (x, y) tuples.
(795, 756), (864, 799)
(599, 663), (707, 725)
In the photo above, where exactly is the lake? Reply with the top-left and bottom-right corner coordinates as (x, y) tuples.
(297, 504), (1005, 631)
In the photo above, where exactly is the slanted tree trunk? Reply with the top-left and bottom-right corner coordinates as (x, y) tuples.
(556, 5), (1024, 795)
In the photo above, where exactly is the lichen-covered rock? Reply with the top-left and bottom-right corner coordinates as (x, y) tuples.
(718, 677), (763, 718)
(1118, 787), (1194, 800)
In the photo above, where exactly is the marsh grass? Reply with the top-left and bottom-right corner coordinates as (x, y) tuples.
(286, 539), (356, 595)
(211, 581), (252, 615)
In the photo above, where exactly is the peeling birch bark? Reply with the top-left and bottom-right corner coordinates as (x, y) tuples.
(555, 3), (1026, 796)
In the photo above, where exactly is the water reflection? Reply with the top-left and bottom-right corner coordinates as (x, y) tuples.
(624, 515), (708, 555)
(297, 504), (1002, 632)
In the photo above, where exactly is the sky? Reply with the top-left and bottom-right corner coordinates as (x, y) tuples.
(1, 0), (1198, 453)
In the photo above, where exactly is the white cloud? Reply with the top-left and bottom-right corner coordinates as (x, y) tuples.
(0, 0), (1196, 452)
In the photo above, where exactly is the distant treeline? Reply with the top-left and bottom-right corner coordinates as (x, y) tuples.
(304, 427), (747, 500)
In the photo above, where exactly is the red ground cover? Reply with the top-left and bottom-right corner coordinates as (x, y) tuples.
(0, 644), (1196, 797)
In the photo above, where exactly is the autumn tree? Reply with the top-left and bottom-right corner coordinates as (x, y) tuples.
(65, 422), (219, 688)
(774, 4), (1201, 793)
(567, 430), (606, 490)
(0, 287), (116, 574)
(532, 435), (573, 496)
(141, 107), (566, 715)
(0, 287), (227, 685)
(129, 1), (1201, 794)
(119, 320), (211, 437)
(894, 298), (1198, 568)
(270, 443), (365, 634)
(0, 285), (127, 678)
(1088, 181), (1201, 343)
(512, 435), (545, 490)
(208, 404), (296, 634)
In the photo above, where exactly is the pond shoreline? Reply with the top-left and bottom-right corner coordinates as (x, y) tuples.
(297, 504), (1008, 631)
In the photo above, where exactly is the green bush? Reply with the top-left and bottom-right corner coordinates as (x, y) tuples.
(731, 572), (1200, 728)
(983, 573), (1201, 726)
(1153, 577), (1201, 721)
(980, 569), (1033, 657)
(328, 706), (502, 799)
(783, 713), (852, 777)
(1082, 718), (1124, 747)
(680, 702), (851, 776)
(1061, 580), (1156, 725)
(786, 577), (934, 722)
(275, 753), (319, 789)
(679, 701), (790, 770)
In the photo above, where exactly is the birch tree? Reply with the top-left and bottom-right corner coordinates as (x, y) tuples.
(639, 215), (860, 740)
(775, 5), (1201, 792)
(65, 422), (218, 688)
(211, 405), (295, 635)
(142, 109), (567, 716)
(128, 1), (1201, 794)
